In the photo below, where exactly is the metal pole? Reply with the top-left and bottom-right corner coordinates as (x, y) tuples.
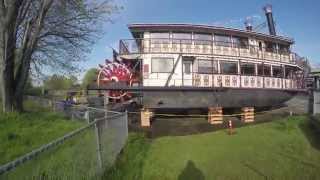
(104, 92), (109, 118)
(52, 100), (56, 112)
(125, 110), (129, 138)
(71, 106), (74, 120)
(85, 109), (90, 124)
(95, 122), (103, 174)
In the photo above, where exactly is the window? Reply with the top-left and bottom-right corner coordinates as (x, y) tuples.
(257, 64), (264, 76)
(279, 44), (290, 54)
(232, 36), (249, 49)
(194, 34), (212, 45)
(272, 66), (283, 78)
(150, 32), (170, 44)
(265, 41), (277, 52)
(258, 42), (263, 51)
(172, 33), (192, 44)
(151, 58), (174, 73)
(214, 34), (231, 47)
(198, 60), (213, 74)
(285, 66), (295, 79)
(241, 63), (255, 76)
(183, 61), (192, 74)
(220, 61), (238, 75)
(263, 65), (271, 77)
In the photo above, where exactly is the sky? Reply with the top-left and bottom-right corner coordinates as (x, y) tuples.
(80, 0), (320, 79)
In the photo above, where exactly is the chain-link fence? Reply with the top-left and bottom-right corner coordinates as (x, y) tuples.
(0, 98), (128, 180)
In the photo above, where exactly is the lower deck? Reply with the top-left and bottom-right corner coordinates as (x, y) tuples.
(88, 84), (306, 109)
(141, 87), (301, 109)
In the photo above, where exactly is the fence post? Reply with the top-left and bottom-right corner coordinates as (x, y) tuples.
(125, 110), (128, 138)
(52, 100), (56, 112)
(94, 121), (103, 174)
(71, 106), (75, 120)
(104, 94), (109, 118)
(85, 109), (90, 124)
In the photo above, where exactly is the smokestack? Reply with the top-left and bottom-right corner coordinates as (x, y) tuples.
(263, 4), (276, 36)
(244, 17), (253, 31)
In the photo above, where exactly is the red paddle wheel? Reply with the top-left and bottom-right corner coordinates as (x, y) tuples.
(97, 60), (134, 102)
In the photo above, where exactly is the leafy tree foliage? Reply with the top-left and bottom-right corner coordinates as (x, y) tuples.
(43, 74), (78, 90)
(82, 68), (98, 88)
(0, 0), (120, 112)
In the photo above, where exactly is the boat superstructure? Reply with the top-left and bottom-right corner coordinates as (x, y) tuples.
(92, 5), (309, 126)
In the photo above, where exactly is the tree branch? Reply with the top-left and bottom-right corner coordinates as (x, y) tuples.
(0, 0), (5, 19)
(16, 0), (32, 27)
(14, 0), (54, 95)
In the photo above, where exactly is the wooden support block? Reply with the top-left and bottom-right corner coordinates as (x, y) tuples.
(141, 109), (151, 127)
(208, 107), (223, 124)
(241, 107), (254, 123)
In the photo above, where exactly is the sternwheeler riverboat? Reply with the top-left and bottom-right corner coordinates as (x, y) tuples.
(91, 5), (309, 125)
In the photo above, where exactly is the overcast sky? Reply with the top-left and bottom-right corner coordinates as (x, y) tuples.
(79, 0), (320, 78)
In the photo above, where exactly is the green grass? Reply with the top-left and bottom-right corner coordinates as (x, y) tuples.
(0, 100), (98, 179)
(0, 101), (84, 165)
(2, 127), (98, 180)
(106, 116), (320, 180)
(103, 133), (151, 180)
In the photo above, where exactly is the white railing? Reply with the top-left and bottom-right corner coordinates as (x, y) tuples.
(120, 38), (296, 64)
(144, 75), (300, 90)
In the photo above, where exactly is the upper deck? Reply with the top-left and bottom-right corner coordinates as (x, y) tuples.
(119, 23), (304, 67)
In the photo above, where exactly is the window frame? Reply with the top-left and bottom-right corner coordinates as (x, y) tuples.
(214, 34), (232, 47)
(265, 41), (277, 53)
(232, 36), (249, 49)
(183, 61), (192, 75)
(285, 65), (296, 79)
(240, 62), (256, 76)
(172, 32), (192, 44)
(150, 32), (170, 44)
(151, 57), (174, 73)
(257, 64), (264, 76)
(263, 64), (272, 77)
(272, 65), (283, 78)
(197, 59), (215, 74)
(220, 61), (238, 75)
(278, 44), (290, 55)
(194, 33), (213, 45)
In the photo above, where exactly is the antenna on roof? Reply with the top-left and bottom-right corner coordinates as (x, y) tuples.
(244, 17), (253, 31)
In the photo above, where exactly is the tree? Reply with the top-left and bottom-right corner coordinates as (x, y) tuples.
(82, 68), (98, 88)
(0, 0), (120, 112)
(43, 74), (77, 90)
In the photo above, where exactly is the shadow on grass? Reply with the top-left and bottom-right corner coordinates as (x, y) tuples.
(276, 152), (318, 168)
(102, 133), (151, 180)
(299, 117), (320, 151)
(178, 160), (205, 180)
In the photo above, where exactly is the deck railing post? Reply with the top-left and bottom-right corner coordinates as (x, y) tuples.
(149, 38), (151, 53)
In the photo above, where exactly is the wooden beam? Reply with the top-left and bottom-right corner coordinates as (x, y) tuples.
(208, 107), (223, 124)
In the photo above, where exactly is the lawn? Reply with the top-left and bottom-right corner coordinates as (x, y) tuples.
(106, 116), (320, 180)
(0, 100), (97, 180)
(0, 100), (84, 165)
